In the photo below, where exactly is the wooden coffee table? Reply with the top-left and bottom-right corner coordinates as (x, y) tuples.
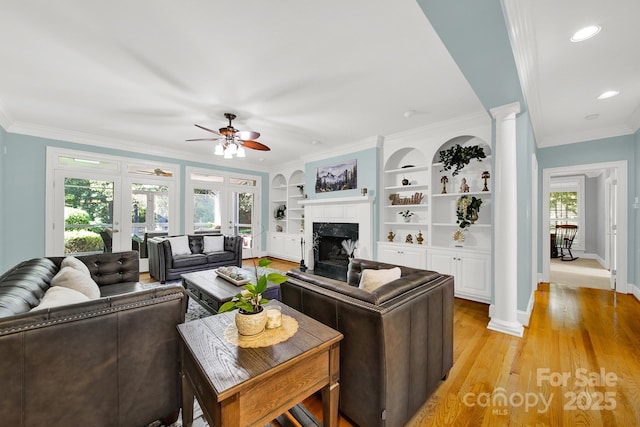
(181, 268), (281, 314)
(177, 304), (343, 427)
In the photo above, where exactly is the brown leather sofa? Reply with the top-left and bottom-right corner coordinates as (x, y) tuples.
(0, 251), (186, 427)
(147, 233), (242, 283)
(281, 259), (454, 427)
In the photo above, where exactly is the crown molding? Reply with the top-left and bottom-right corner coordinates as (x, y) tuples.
(6, 122), (271, 173)
(502, 0), (544, 146)
(626, 103), (640, 134)
(0, 101), (13, 131)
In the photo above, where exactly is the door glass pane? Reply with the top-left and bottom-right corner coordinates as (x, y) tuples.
(236, 192), (254, 249)
(193, 188), (221, 232)
(64, 178), (114, 255)
(132, 183), (169, 257)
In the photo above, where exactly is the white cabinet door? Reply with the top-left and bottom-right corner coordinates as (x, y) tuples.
(428, 250), (456, 277)
(268, 232), (286, 257)
(285, 235), (303, 261)
(428, 249), (491, 303)
(457, 253), (491, 301)
(377, 243), (427, 269)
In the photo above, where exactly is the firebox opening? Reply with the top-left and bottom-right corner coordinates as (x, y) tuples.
(313, 222), (358, 281)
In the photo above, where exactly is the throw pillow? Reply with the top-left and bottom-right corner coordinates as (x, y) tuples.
(168, 236), (191, 256)
(358, 267), (402, 292)
(60, 256), (91, 276)
(203, 235), (225, 253)
(31, 286), (90, 311)
(51, 266), (101, 299)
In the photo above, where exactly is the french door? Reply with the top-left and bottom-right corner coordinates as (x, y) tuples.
(185, 168), (261, 259)
(46, 148), (179, 270)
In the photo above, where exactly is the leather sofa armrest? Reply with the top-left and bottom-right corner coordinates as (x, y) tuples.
(224, 235), (243, 267)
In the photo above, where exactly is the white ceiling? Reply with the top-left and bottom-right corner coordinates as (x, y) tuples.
(0, 1), (638, 169)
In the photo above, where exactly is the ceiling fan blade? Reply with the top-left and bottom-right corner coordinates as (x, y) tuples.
(242, 140), (271, 151)
(194, 124), (223, 136)
(236, 130), (260, 140)
(185, 138), (220, 142)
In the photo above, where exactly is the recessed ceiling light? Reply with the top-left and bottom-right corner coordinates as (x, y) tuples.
(585, 113), (600, 120)
(311, 140), (320, 145)
(403, 110), (416, 118)
(570, 25), (601, 42)
(597, 90), (619, 100)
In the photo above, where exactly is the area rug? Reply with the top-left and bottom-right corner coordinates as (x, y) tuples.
(549, 257), (611, 290)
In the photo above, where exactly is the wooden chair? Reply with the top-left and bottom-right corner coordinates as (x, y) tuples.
(555, 224), (578, 261)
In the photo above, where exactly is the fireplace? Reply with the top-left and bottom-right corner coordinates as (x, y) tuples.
(313, 222), (359, 280)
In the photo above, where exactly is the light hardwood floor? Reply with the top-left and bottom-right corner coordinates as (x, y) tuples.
(146, 259), (640, 426)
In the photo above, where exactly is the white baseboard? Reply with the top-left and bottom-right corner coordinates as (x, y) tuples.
(631, 283), (640, 302)
(488, 291), (534, 329)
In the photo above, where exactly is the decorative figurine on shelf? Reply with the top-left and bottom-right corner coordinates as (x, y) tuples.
(387, 231), (396, 242)
(299, 237), (307, 272)
(460, 177), (470, 193)
(482, 171), (491, 192)
(402, 177), (409, 186)
(453, 228), (466, 246)
(416, 230), (424, 245)
(361, 187), (368, 196)
(405, 234), (413, 244)
(441, 175), (449, 194)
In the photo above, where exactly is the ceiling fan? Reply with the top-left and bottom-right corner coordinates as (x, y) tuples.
(187, 113), (270, 158)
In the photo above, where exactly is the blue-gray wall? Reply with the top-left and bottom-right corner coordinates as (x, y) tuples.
(537, 134), (636, 286)
(418, 0), (537, 311)
(0, 131), (269, 272)
(304, 147), (380, 248)
(515, 112), (537, 310)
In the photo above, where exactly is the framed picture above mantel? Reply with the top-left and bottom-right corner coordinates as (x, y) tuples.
(315, 159), (357, 193)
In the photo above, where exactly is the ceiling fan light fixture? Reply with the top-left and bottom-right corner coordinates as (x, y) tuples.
(223, 149), (233, 159)
(228, 142), (238, 155)
(570, 25), (601, 42)
(214, 143), (224, 156)
(237, 146), (246, 157)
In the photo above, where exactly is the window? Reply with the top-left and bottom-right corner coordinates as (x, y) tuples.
(549, 176), (584, 250)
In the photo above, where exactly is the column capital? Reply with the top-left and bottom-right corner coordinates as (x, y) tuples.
(490, 102), (521, 120)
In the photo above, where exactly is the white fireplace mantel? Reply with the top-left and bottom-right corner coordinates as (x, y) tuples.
(301, 195), (375, 269)
(298, 195), (375, 206)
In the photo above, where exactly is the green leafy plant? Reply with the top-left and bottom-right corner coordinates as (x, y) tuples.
(218, 258), (288, 314)
(456, 196), (483, 229)
(398, 210), (414, 218)
(439, 144), (486, 176)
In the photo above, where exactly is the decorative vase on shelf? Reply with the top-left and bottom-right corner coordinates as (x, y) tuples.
(403, 216), (411, 223)
(235, 307), (267, 336)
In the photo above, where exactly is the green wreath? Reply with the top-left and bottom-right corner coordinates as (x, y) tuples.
(456, 195), (482, 229)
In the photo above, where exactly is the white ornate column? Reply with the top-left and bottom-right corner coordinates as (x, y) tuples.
(487, 102), (524, 337)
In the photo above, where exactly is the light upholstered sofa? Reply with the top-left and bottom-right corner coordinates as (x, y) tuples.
(0, 251), (186, 426)
(281, 259), (454, 427)
(147, 233), (242, 283)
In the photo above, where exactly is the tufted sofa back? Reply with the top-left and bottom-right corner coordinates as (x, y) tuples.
(49, 250), (139, 286)
(0, 251), (140, 318)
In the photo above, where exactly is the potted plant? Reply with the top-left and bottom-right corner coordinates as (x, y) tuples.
(439, 144), (486, 176)
(456, 195), (483, 229)
(399, 210), (414, 223)
(218, 258), (287, 336)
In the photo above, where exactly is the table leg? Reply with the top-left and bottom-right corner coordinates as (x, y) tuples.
(321, 343), (341, 427)
(181, 373), (194, 427)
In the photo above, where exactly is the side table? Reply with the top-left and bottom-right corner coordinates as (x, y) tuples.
(177, 303), (343, 426)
